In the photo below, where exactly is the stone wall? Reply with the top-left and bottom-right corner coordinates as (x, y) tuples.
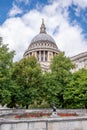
(0, 108), (87, 117)
(0, 109), (87, 130)
(0, 116), (87, 130)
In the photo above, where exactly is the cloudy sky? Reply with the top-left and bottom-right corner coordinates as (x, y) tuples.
(0, 0), (87, 61)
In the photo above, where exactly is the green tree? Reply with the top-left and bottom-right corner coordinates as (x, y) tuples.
(0, 37), (15, 106)
(39, 52), (74, 108)
(40, 72), (62, 108)
(49, 52), (74, 108)
(64, 68), (87, 108)
(12, 56), (42, 108)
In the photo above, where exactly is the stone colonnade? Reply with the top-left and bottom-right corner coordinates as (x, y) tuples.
(28, 50), (57, 62)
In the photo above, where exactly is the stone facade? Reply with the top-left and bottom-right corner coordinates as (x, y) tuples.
(71, 52), (87, 72)
(24, 19), (60, 71)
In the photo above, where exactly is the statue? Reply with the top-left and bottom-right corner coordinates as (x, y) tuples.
(52, 101), (56, 112)
(50, 101), (58, 117)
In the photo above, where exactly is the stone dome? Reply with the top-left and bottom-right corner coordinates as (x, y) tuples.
(27, 19), (58, 51)
(28, 32), (58, 51)
(31, 33), (56, 44)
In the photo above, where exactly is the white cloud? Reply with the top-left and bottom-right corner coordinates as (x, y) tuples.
(8, 4), (23, 17)
(0, 1), (87, 61)
(48, 0), (87, 8)
(0, 17), (35, 61)
(73, 0), (87, 8)
(54, 22), (87, 56)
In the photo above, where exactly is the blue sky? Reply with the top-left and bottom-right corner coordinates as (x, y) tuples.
(0, 0), (87, 61)
(0, 0), (48, 24)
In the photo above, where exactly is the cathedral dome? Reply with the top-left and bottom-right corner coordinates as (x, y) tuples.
(27, 19), (58, 51)
(31, 33), (56, 44)
(28, 33), (58, 51)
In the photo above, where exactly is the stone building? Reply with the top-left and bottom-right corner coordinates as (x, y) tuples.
(24, 19), (60, 71)
(24, 19), (87, 72)
(71, 51), (87, 72)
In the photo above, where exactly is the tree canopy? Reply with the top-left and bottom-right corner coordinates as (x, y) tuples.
(12, 56), (42, 108)
(40, 52), (75, 108)
(0, 37), (15, 106)
(0, 38), (87, 109)
(64, 68), (87, 108)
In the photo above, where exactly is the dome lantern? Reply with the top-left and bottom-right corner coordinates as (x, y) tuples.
(40, 18), (46, 34)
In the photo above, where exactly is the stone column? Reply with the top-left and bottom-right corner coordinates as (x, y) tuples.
(48, 51), (50, 62)
(35, 51), (37, 59)
(47, 51), (48, 61)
